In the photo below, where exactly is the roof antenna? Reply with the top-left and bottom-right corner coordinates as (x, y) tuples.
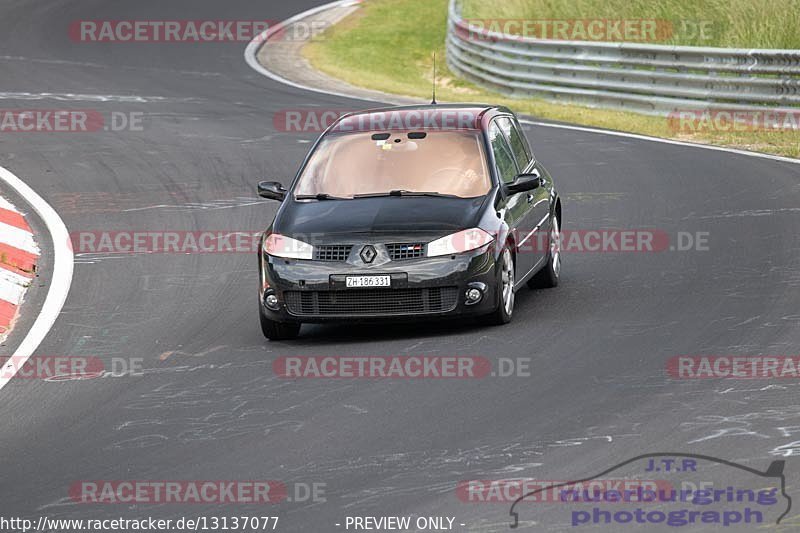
(431, 52), (438, 105)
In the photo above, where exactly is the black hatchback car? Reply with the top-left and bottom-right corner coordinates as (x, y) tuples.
(257, 104), (561, 339)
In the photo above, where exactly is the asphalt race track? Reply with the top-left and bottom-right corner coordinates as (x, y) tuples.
(2, 1), (800, 531)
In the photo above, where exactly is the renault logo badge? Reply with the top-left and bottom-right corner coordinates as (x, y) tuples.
(360, 245), (377, 264)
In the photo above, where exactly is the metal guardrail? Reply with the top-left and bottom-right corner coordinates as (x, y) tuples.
(445, 0), (800, 115)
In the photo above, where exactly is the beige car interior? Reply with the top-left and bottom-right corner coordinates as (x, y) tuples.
(294, 131), (491, 199)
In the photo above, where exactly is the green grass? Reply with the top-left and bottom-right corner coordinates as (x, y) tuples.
(460, 0), (800, 48)
(304, 0), (800, 158)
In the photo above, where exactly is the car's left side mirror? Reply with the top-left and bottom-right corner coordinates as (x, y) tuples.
(258, 181), (287, 201)
(503, 173), (543, 195)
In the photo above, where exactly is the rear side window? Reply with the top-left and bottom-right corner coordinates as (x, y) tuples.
(488, 122), (518, 184)
(496, 117), (531, 170)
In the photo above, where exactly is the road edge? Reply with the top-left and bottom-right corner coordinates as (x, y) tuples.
(245, 2), (800, 167)
(244, 0), (369, 100)
(0, 166), (73, 390)
(0, 195), (40, 342)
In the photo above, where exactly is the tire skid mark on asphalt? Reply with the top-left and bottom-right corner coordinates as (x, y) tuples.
(122, 197), (266, 212)
(158, 344), (228, 361)
(0, 91), (203, 103)
(50, 358), (330, 450)
(679, 405), (800, 451)
(52, 190), (268, 215)
(0, 54), (226, 77)
(264, 436), (637, 511)
(684, 207), (800, 219)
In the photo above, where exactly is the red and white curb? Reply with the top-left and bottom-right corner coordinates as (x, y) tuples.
(0, 165), (73, 391)
(0, 195), (39, 340)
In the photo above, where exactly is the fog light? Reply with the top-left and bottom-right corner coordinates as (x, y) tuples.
(466, 288), (483, 304)
(264, 293), (280, 310)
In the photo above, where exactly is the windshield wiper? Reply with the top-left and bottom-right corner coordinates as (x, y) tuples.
(353, 190), (460, 199)
(294, 193), (350, 201)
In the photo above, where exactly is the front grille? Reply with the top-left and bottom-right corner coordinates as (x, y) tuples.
(314, 245), (352, 262)
(285, 287), (459, 316)
(387, 243), (425, 260)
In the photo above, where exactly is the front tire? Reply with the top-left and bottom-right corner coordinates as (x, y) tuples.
(259, 306), (301, 340)
(528, 214), (560, 289)
(485, 247), (515, 325)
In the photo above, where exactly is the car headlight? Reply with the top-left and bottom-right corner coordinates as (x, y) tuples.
(263, 233), (314, 260)
(427, 228), (494, 257)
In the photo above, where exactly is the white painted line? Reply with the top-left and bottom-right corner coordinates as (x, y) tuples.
(244, 2), (800, 167)
(519, 120), (800, 166)
(0, 165), (73, 390)
(0, 196), (17, 211)
(244, 0), (379, 103)
(0, 269), (29, 305)
(0, 220), (40, 255)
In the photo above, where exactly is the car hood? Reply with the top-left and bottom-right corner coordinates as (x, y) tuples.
(273, 195), (488, 240)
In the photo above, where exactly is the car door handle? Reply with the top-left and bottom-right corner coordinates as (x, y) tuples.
(527, 193), (534, 203)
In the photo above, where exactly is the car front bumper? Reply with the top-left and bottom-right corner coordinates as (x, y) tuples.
(258, 245), (499, 323)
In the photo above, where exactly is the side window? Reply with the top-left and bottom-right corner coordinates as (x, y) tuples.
(489, 122), (518, 184)
(513, 117), (534, 161)
(497, 117), (531, 170)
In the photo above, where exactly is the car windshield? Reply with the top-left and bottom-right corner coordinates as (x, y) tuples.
(293, 130), (491, 199)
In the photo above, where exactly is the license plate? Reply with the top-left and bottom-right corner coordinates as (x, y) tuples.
(345, 275), (391, 288)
